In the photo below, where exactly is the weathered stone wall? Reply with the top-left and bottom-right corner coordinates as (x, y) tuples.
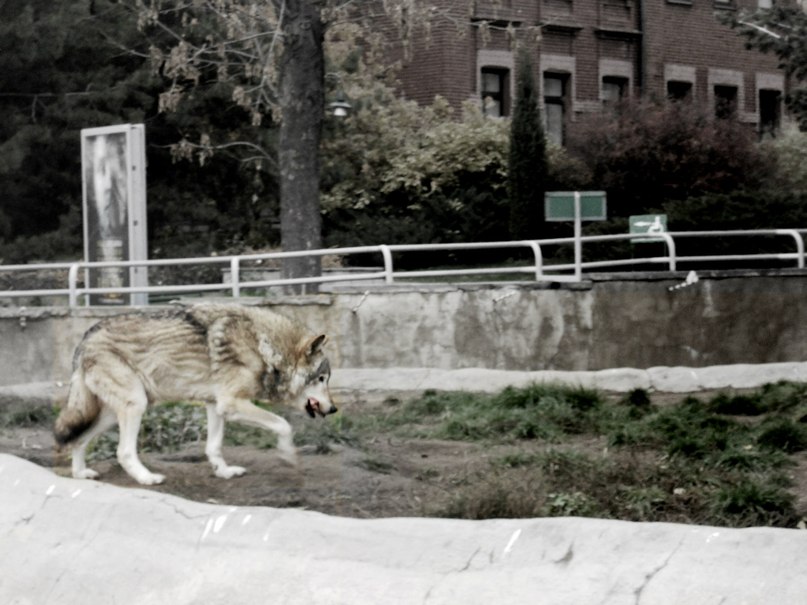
(2, 273), (807, 386)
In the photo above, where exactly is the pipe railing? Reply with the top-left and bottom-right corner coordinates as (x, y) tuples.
(1, 229), (805, 307)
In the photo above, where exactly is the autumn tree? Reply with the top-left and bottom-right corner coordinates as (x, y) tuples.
(136, 0), (457, 290)
(725, 5), (807, 130)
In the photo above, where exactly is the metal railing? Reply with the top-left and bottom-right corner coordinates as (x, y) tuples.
(1, 228), (806, 307)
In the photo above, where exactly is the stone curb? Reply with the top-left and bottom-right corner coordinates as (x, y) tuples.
(330, 362), (807, 395)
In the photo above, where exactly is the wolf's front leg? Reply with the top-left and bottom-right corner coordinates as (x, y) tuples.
(205, 403), (247, 479)
(217, 397), (298, 468)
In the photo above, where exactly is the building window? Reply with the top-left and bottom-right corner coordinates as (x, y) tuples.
(544, 73), (568, 146)
(714, 85), (738, 119)
(602, 76), (628, 107)
(759, 89), (781, 138)
(481, 68), (510, 117)
(667, 80), (693, 102)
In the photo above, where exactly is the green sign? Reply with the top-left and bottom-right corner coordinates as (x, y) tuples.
(545, 191), (607, 222)
(630, 214), (667, 243)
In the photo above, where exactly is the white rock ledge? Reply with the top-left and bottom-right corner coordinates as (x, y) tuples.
(1, 453), (805, 605)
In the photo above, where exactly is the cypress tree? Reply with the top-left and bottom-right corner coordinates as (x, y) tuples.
(508, 49), (548, 240)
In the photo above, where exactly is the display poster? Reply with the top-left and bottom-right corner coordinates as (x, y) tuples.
(81, 124), (147, 305)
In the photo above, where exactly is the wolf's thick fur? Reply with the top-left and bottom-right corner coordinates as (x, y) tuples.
(54, 304), (335, 485)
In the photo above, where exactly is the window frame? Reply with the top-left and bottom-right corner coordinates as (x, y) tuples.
(543, 72), (569, 146)
(480, 67), (511, 117)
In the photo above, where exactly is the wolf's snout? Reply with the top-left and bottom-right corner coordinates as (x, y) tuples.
(305, 397), (338, 418)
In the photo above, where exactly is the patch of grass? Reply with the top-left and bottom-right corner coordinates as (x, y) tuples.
(425, 381), (804, 528)
(707, 393), (765, 416)
(0, 405), (56, 428)
(355, 455), (395, 474)
(398, 384), (606, 442)
(757, 418), (807, 453)
(435, 472), (545, 519)
(90, 403), (206, 461)
(712, 478), (798, 528)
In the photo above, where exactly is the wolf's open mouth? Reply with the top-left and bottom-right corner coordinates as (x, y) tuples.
(305, 397), (322, 418)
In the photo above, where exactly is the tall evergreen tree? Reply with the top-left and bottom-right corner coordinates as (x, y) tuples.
(508, 49), (547, 240)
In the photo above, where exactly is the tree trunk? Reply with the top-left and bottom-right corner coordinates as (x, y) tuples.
(276, 0), (325, 293)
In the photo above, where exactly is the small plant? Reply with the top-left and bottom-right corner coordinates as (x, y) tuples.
(0, 405), (55, 428)
(545, 491), (597, 517)
(756, 418), (807, 453)
(712, 479), (798, 528)
(708, 393), (764, 416)
(436, 473), (544, 520)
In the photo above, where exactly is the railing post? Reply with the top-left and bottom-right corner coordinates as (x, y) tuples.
(660, 233), (677, 272)
(68, 263), (80, 308)
(778, 229), (804, 269)
(230, 257), (240, 298)
(379, 245), (394, 284)
(573, 191), (582, 281)
(527, 241), (543, 281)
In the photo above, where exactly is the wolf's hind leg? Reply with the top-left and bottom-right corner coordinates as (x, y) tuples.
(70, 409), (117, 480)
(205, 404), (246, 479)
(86, 362), (165, 485)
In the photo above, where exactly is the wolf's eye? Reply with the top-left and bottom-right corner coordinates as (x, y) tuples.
(318, 375), (326, 383)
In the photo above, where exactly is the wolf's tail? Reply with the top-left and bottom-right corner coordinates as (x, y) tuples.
(53, 368), (100, 446)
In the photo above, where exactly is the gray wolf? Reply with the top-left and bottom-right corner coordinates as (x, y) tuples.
(54, 304), (336, 485)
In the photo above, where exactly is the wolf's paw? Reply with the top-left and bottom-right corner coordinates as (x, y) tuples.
(74, 468), (100, 480)
(277, 449), (299, 468)
(215, 465), (247, 479)
(136, 472), (166, 486)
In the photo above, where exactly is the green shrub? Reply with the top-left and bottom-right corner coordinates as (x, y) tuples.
(757, 418), (807, 453)
(712, 479), (798, 528)
(708, 393), (764, 416)
(568, 100), (770, 219)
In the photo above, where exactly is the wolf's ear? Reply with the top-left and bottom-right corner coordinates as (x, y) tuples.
(303, 334), (328, 359)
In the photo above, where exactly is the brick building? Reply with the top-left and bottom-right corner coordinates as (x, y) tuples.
(396, 1), (793, 143)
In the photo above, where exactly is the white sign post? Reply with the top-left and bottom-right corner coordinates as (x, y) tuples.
(81, 124), (148, 306)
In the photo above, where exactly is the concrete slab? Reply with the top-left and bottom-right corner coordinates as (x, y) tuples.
(1, 453), (805, 605)
(330, 362), (807, 396)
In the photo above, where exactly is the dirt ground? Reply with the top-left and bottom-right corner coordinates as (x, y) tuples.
(3, 389), (807, 522)
(0, 391), (510, 518)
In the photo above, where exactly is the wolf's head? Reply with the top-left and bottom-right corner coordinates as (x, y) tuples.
(260, 333), (336, 417)
(297, 334), (337, 418)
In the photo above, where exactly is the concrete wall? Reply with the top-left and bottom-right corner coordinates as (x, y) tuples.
(2, 273), (807, 387)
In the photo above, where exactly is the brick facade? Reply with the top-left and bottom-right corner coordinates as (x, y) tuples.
(396, 1), (791, 138)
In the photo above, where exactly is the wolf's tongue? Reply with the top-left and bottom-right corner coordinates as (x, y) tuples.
(305, 398), (319, 418)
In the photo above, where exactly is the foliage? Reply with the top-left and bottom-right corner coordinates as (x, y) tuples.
(322, 95), (511, 249)
(762, 126), (807, 192)
(508, 49), (548, 239)
(0, 1), (276, 262)
(567, 101), (771, 218)
(725, 6), (807, 130)
(0, 1), (154, 251)
(136, 0), (465, 284)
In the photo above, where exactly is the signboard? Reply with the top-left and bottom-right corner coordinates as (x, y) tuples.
(544, 191), (607, 281)
(81, 124), (148, 305)
(545, 191), (607, 222)
(630, 214), (667, 243)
